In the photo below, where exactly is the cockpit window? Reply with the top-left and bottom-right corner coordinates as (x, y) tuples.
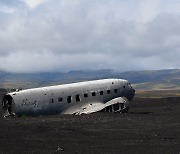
(128, 83), (132, 88)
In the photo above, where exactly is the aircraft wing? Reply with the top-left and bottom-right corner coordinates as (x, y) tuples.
(62, 97), (129, 115)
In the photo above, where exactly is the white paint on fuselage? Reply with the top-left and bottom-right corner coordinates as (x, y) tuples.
(2, 79), (135, 116)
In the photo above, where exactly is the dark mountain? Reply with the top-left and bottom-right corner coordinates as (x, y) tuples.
(0, 69), (180, 90)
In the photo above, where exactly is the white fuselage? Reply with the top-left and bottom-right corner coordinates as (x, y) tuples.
(2, 79), (135, 117)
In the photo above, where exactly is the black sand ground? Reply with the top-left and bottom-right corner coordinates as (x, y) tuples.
(0, 92), (180, 154)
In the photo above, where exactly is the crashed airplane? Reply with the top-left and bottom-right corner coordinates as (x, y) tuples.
(2, 79), (135, 117)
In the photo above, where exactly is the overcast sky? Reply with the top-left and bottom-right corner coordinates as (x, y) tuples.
(0, 0), (180, 73)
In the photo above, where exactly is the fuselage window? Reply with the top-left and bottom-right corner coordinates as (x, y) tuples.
(107, 90), (111, 94)
(92, 92), (96, 96)
(76, 94), (81, 102)
(58, 97), (63, 102)
(67, 96), (72, 103)
(100, 91), (103, 95)
(114, 89), (117, 93)
(84, 93), (88, 98)
(50, 99), (54, 103)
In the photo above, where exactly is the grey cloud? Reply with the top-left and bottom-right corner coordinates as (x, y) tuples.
(0, 0), (22, 6)
(0, 0), (180, 72)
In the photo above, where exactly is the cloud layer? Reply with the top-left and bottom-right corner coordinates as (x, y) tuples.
(0, 0), (180, 73)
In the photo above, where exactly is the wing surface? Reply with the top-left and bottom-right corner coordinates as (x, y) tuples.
(62, 97), (129, 115)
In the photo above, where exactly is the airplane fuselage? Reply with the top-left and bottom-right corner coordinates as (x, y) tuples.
(2, 79), (135, 117)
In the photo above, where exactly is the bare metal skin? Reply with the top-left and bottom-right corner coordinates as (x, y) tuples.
(2, 79), (135, 117)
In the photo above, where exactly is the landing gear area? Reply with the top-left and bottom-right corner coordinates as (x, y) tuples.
(2, 95), (15, 118)
(101, 103), (129, 113)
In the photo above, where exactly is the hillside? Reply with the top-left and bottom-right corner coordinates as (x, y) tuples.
(0, 69), (180, 91)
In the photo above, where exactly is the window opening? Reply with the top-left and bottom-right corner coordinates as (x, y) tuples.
(92, 92), (96, 96)
(67, 96), (72, 103)
(107, 90), (111, 94)
(100, 91), (103, 95)
(114, 89), (117, 93)
(58, 97), (63, 102)
(76, 94), (81, 102)
(84, 93), (88, 98)
(49, 99), (54, 103)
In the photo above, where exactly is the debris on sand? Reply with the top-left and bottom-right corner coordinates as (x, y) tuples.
(56, 146), (64, 152)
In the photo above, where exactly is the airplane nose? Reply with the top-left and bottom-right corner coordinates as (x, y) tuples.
(126, 88), (135, 101)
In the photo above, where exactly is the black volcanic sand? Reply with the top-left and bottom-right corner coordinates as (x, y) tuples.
(0, 92), (180, 154)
